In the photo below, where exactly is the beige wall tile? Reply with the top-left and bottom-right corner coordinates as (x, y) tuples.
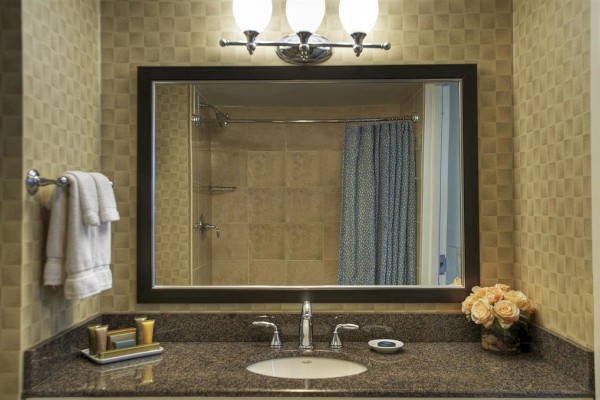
(322, 151), (343, 187)
(249, 260), (287, 285)
(247, 151), (285, 187)
(285, 125), (344, 150)
(212, 150), (247, 187)
(247, 125), (286, 151)
(212, 188), (249, 224)
(248, 188), (286, 223)
(286, 152), (322, 187)
(324, 259), (340, 285)
(324, 187), (342, 223)
(285, 188), (324, 223)
(212, 260), (249, 285)
(285, 224), (324, 260)
(249, 224), (286, 260)
(211, 224), (249, 260)
(286, 261), (325, 286)
(324, 222), (341, 260)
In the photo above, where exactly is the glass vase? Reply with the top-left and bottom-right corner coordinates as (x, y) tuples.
(481, 319), (531, 355)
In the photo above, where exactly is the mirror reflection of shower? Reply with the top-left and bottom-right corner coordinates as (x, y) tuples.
(152, 81), (462, 287)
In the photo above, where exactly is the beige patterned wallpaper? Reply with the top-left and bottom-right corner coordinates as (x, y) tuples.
(154, 84), (191, 286)
(0, 1), (101, 398)
(0, 1), (23, 398)
(513, 0), (593, 348)
(99, 0), (513, 315)
(20, 0), (102, 350)
(20, 0), (100, 354)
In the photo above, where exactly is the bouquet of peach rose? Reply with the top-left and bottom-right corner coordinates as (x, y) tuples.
(462, 284), (534, 352)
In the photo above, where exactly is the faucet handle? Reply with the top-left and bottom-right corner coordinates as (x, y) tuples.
(329, 323), (359, 349)
(252, 321), (283, 349)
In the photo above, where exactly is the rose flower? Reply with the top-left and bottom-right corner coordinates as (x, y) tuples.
(493, 300), (520, 328)
(470, 299), (494, 328)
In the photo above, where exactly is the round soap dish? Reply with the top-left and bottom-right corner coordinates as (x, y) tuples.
(368, 339), (404, 354)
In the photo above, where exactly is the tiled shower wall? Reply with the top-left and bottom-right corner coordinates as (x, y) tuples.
(207, 99), (423, 286)
(99, 0), (513, 313)
(209, 105), (347, 286)
(513, 0), (593, 348)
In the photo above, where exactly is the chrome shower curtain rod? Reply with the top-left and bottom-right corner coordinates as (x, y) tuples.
(192, 102), (421, 127)
(194, 112), (421, 126)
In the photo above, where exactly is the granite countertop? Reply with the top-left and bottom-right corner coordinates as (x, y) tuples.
(24, 341), (593, 398)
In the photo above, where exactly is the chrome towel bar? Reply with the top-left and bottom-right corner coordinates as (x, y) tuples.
(26, 169), (113, 195)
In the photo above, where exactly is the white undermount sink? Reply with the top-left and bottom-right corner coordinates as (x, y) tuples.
(246, 356), (367, 379)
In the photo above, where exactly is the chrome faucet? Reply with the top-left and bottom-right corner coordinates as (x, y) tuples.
(298, 301), (313, 350)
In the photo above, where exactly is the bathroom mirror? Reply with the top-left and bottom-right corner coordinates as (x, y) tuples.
(137, 65), (479, 303)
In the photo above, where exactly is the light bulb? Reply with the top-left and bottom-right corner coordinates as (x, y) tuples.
(233, 0), (272, 33)
(286, 0), (325, 33)
(339, 0), (379, 34)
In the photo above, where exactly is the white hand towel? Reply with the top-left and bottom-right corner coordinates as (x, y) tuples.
(67, 171), (100, 226)
(92, 223), (113, 291)
(44, 186), (68, 286)
(63, 173), (102, 300)
(90, 172), (120, 222)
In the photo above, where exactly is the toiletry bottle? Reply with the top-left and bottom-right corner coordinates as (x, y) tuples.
(141, 320), (155, 344)
(87, 324), (101, 356)
(134, 316), (147, 345)
(95, 325), (109, 354)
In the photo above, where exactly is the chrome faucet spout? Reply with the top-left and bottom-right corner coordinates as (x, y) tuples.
(298, 301), (313, 350)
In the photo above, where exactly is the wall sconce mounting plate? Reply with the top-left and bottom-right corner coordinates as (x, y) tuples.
(275, 34), (333, 65)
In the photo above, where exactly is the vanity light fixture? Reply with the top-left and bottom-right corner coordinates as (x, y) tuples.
(219, 0), (391, 65)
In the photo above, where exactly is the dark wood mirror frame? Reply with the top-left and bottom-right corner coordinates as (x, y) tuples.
(137, 64), (479, 303)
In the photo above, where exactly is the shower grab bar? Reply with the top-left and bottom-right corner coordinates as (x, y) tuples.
(26, 169), (113, 195)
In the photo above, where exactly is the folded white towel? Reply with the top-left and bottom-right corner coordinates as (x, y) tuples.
(90, 172), (120, 223)
(92, 223), (113, 291)
(43, 186), (68, 286)
(67, 171), (100, 226)
(43, 172), (116, 299)
(62, 173), (103, 300)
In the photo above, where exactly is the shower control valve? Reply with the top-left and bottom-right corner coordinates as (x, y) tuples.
(193, 214), (220, 238)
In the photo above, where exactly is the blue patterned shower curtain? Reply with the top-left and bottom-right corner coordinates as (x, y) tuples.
(338, 121), (417, 285)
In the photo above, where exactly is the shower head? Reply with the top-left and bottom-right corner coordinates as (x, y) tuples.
(214, 108), (230, 128)
(192, 103), (230, 128)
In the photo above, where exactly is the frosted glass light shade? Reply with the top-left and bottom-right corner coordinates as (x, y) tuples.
(233, 0), (272, 33)
(339, 0), (379, 34)
(286, 0), (325, 33)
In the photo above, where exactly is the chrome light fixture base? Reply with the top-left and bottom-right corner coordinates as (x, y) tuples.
(275, 33), (333, 65)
